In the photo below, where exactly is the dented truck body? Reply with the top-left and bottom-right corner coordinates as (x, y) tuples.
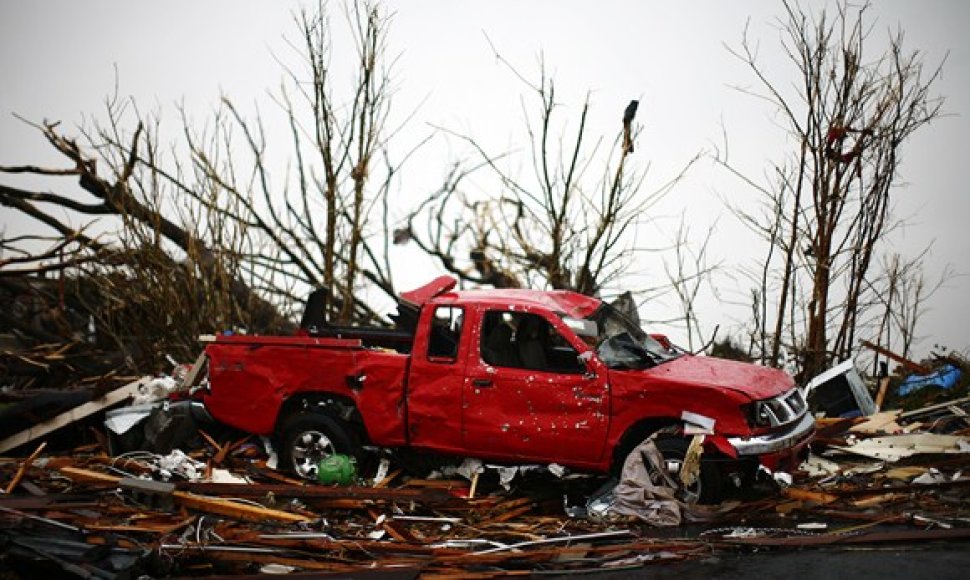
(201, 276), (813, 481)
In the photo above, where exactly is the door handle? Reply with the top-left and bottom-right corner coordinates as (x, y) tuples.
(472, 379), (493, 388)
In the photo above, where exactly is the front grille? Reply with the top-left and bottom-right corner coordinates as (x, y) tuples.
(757, 389), (807, 427)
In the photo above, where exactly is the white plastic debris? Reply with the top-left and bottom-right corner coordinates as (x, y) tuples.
(132, 376), (178, 405)
(446, 458), (484, 481)
(913, 468), (948, 485)
(372, 458), (391, 487)
(547, 463), (566, 478)
(104, 404), (156, 435)
(773, 471), (793, 488)
(157, 449), (206, 481)
(260, 436), (279, 470)
(799, 454), (842, 478)
(494, 466), (519, 490)
(830, 434), (970, 462)
(210, 469), (250, 485)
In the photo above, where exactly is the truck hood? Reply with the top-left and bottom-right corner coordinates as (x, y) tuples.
(643, 355), (795, 401)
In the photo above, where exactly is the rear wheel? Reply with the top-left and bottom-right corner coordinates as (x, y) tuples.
(280, 413), (359, 481)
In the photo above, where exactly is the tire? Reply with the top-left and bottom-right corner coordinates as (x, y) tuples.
(279, 413), (360, 481)
(653, 436), (723, 504)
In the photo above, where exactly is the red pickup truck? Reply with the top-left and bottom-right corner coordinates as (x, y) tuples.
(199, 277), (813, 499)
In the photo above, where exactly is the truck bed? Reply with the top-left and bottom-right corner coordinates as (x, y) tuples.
(203, 334), (409, 445)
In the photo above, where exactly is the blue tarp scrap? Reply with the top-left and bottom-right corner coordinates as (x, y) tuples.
(897, 364), (962, 396)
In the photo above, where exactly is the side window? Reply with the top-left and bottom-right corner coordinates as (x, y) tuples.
(480, 311), (519, 368)
(427, 306), (463, 362)
(480, 311), (582, 373)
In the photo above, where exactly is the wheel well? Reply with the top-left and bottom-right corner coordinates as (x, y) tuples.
(275, 393), (368, 444)
(611, 417), (680, 473)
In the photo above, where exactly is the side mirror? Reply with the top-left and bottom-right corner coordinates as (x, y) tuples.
(650, 333), (673, 350)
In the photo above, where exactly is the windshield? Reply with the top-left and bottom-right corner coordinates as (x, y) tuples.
(585, 303), (681, 369)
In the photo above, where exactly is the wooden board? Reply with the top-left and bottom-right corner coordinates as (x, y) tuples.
(0, 378), (148, 454)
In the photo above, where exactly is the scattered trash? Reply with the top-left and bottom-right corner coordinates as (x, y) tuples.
(773, 471), (794, 488)
(317, 453), (357, 485)
(157, 449), (207, 481)
(547, 462), (567, 478)
(133, 376), (178, 405)
(0, 345), (967, 576)
(913, 468), (950, 485)
(104, 403), (157, 435)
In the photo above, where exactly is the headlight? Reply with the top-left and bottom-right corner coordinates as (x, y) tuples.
(754, 401), (773, 427)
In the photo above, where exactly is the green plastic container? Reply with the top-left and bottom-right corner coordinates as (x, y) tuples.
(317, 454), (357, 485)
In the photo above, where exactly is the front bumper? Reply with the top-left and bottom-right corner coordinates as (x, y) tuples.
(727, 412), (815, 460)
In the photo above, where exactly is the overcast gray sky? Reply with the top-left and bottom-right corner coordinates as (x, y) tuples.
(1, 1), (967, 358)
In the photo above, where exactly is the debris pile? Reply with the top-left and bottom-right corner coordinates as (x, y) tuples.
(2, 342), (969, 576)
(1, 386), (969, 576)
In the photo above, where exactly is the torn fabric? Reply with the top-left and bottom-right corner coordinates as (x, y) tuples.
(607, 438), (723, 527)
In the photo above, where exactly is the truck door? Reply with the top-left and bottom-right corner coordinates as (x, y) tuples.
(463, 309), (610, 465)
(406, 303), (468, 454)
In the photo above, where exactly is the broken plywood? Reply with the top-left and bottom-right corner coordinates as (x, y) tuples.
(829, 433), (970, 462)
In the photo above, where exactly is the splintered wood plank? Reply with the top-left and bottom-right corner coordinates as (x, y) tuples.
(0, 378), (149, 454)
(246, 464), (308, 486)
(492, 497), (532, 511)
(179, 350), (208, 389)
(5, 441), (46, 494)
(85, 455), (154, 474)
(84, 515), (197, 535)
(216, 435), (249, 465)
(172, 491), (311, 524)
(483, 504), (533, 524)
(306, 499), (369, 510)
(402, 479), (468, 489)
(59, 466), (310, 524)
(860, 340), (931, 375)
(198, 430), (223, 456)
(782, 487), (839, 505)
(59, 466), (121, 485)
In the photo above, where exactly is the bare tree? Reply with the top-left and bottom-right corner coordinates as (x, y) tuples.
(871, 252), (954, 361)
(0, 0), (409, 378)
(161, 0), (410, 324)
(718, 0), (945, 379)
(663, 216), (721, 352)
(400, 54), (698, 298)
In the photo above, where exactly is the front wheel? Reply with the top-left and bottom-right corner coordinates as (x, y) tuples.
(653, 436), (723, 504)
(280, 413), (359, 481)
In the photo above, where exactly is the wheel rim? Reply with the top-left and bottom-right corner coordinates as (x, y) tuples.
(290, 430), (335, 479)
(663, 455), (702, 504)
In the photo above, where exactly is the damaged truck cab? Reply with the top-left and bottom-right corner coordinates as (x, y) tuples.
(201, 276), (813, 497)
